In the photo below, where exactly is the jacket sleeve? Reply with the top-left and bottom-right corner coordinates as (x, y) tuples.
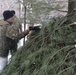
(6, 25), (29, 40)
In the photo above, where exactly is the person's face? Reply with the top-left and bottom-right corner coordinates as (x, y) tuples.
(6, 16), (14, 23)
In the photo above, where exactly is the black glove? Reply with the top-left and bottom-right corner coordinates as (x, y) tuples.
(29, 26), (40, 31)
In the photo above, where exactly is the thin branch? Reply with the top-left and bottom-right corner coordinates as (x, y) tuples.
(56, 64), (76, 75)
(54, 46), (75, 75)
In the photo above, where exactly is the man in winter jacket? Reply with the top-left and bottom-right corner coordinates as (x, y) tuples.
(0, 10), (30, 73)
(8, 10), (22, 54)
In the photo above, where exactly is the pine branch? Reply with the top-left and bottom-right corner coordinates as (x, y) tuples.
(56, 64), (76, 75)
(54, 46), (75, 75)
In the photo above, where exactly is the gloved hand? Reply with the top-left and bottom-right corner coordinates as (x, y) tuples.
(29, 26), (40, 31)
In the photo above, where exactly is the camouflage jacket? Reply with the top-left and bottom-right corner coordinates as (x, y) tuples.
(0, 20), (29, 57)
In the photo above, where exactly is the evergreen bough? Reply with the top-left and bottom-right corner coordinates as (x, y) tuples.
(1, 17), (76, 75)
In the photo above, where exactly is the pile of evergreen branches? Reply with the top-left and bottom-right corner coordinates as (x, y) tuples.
(1, 17), (76, 75)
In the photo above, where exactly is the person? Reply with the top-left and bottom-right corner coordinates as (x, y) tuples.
(0, 10), (31, 73)
(8, 10), (22, 54)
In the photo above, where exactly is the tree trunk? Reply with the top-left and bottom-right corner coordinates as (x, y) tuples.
(68, 0), (76, 15)
(23, 5), (26, 45)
